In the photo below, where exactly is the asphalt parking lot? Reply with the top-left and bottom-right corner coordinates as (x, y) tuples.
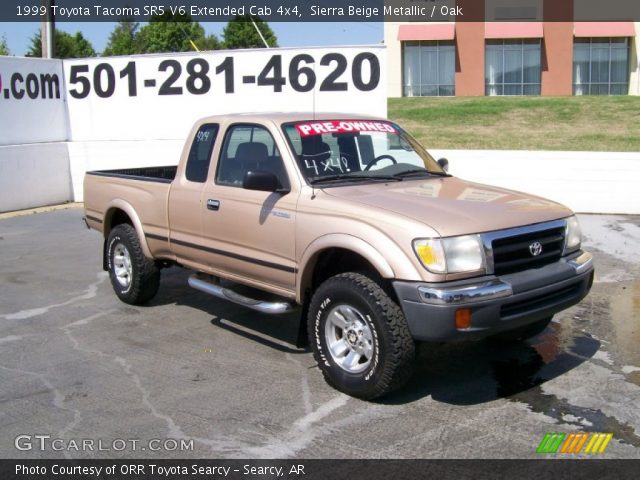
(0, 207), (639, 459)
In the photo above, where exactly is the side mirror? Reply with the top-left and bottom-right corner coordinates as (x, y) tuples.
(243, 170), (284, 193)
(437, 158), (449, 173)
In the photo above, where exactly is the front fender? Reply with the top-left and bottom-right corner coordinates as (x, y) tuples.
(296, 233), (422, 303)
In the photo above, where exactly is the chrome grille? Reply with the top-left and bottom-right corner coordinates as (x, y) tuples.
(491, 226), (565, 275)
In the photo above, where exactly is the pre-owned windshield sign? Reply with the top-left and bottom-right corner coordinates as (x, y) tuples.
(295, 120), (396, 137)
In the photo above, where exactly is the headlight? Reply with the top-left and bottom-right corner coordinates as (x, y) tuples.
(443, 235), (485, 273)
(564, 215), (582, 255)
(413, 235), (485, 274)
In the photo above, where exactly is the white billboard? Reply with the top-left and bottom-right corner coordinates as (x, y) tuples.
(64, 45), (387, 142)
(0, 57), (69, 145)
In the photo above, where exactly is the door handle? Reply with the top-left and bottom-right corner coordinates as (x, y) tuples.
(207, 199), (220, 211)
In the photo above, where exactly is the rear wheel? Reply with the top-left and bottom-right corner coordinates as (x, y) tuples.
(308, 272), (415, 400)
(106, 224), (160, 305)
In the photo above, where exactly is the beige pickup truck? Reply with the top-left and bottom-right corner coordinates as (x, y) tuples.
(84, 113), (594, 399)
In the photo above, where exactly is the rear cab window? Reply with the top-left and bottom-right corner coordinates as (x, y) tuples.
(185, 124), (219, 183)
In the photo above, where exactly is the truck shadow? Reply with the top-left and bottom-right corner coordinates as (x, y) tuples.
(382, 324), (600, 405)
(150, 268), (306, 355)
(150, 268), (600, 405)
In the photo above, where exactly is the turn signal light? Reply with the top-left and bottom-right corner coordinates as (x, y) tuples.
(455, 309), (472, 330)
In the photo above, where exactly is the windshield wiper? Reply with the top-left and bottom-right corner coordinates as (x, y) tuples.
(393, 169), (451, 178)
(309, 174), (401, 185)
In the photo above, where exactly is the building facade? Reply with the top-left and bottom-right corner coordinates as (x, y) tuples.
(385, 4), (639, 97)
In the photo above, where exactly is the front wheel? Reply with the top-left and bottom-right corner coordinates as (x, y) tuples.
(106, 224), (160, 305)
(307, 272), (415, 400)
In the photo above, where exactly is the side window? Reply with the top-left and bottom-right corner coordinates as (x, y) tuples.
(216, 124), (288, 188)
(185, 124), (218, 183)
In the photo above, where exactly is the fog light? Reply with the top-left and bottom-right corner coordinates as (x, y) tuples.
(455, 309), (472, 330)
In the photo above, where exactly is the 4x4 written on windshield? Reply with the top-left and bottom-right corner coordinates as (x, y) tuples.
(282, 119), (446, 182)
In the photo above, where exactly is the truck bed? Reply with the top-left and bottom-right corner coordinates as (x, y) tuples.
(86, 166), (177, 183)
(83, 165), (175, 250)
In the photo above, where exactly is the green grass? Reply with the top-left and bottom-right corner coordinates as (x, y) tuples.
(388, 96), (640, 151)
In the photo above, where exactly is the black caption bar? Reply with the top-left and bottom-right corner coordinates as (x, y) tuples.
(1, 459), (640, 480)
(1, 0), (640, 22)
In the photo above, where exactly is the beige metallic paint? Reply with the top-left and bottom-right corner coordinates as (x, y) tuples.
(84, 113), (575, 305)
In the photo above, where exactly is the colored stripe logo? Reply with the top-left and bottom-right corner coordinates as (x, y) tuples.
(537, 433), (613, 454)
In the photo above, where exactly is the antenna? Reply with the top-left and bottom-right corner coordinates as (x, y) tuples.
(312, 61), (316, 120)
(251, 17), (270, 48)
(175, 21), (200, 52)
(311, 59), (317, 198)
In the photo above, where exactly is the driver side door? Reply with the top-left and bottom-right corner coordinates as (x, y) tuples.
(200, 123), (297, 295)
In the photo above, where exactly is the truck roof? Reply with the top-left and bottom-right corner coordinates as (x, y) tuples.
(196, 112), (386, 124)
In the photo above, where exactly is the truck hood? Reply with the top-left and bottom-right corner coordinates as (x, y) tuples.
(322, 176), (573, 237)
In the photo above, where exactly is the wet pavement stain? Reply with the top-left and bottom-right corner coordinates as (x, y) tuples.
(508, 385), (640, 448)
(398, 314), (640, 450)
(573, 279), (640, 384)
(492, 307), (640, 449)
(494, 328), (640, 448)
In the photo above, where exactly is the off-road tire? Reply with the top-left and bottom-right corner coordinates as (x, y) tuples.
(307, 272), (415, 400)
(106, 224), (160, 305)
(490, 316), (553, 342)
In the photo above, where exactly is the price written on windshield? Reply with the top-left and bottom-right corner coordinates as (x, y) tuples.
(67, 52), (381, 99)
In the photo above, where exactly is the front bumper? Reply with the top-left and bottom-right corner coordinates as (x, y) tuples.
(393, 251), (594, 342)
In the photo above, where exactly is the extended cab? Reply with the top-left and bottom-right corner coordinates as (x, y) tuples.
(84, 113), (594, 399)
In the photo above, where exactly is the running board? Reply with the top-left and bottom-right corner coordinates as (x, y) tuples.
(188, 274), (295, 315)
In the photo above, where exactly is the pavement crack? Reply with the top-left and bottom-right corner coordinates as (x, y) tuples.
(241, 395), (350, 458)
(0, 364), (81, 459)
(1, 272), (107, 320)
(285, 353), (313, 415)
(59, 309), (239, 455)
(0, 335), (24, 344)
(61, 311), (354, 458)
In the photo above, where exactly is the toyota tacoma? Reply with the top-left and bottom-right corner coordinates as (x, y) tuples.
(83, 113), (594, 399)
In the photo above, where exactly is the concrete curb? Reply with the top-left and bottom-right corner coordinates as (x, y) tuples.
(0, 202), (82, 221)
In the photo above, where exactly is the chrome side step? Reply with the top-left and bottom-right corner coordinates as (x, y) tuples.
(188, 274), (295, 315)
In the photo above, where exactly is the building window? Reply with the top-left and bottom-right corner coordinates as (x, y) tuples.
(573, 38), (629, 95)
(402, 41), (455, 97)
(485, 39), (541, 96)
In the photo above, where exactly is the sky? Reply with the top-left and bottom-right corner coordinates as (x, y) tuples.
(0, 21), (383, 56)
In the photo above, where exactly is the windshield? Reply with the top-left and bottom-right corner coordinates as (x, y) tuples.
(282, 119), (445, 185)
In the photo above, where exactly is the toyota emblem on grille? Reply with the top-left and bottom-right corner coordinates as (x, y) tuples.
(529, 241), (543, 257)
